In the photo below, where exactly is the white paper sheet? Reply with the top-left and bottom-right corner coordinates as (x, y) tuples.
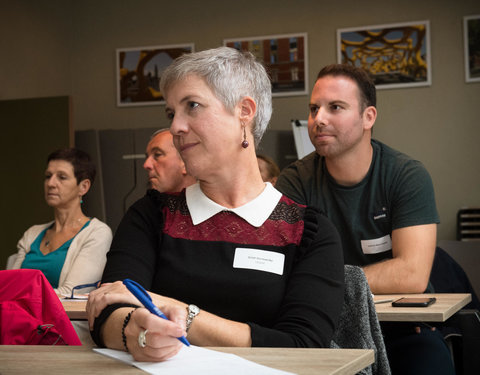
(93, 345), (296, 375)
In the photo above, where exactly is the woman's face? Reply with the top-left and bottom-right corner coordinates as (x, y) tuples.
(44, 160), (82, 208)
(166, 74), (242, 180)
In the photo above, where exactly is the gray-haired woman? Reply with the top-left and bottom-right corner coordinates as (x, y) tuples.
(87, 47), (344, 362)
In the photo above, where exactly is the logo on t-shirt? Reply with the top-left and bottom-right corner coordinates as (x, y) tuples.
(372, 207), (388, 220)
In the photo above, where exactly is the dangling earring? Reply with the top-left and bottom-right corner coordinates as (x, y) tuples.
(80, 196), (84, 204)
(241, 125), (249, 149)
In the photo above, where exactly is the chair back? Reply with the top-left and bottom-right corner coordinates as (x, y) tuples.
(443, 309), (480, 375)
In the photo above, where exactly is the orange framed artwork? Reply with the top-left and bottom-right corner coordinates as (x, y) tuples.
(116, 44), (194, 107)
(337, 21), (431, 90)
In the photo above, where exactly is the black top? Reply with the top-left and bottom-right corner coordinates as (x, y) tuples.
(276, 139), (439, 266)
(93, 189), (344, 348)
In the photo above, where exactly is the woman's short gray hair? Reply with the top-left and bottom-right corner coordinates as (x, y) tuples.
(160, 46), (272, 146)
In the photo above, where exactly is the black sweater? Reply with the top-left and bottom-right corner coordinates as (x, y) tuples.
(93, 190), (344, 348)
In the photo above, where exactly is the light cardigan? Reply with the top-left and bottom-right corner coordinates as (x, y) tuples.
(10, 218), (112, 296)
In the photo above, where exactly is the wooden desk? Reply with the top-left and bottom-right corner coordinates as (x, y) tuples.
(62, 299), (87, 320)
(374, 293), (471, 322)
(0, 346), (374, 375)
(63, 293), (473, 323)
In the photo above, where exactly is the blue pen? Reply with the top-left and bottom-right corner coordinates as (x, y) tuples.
(123, 278), (190, 347)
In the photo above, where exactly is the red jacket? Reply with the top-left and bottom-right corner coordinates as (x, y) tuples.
(0, 269), (81, 345)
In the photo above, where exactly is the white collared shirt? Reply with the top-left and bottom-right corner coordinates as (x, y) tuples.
(186, 182), (282, 227)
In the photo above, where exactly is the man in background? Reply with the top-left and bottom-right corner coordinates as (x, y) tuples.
(276, 64), (453, 375)
(143, 129), (196, 192)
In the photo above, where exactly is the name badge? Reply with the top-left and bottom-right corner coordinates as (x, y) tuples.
(361, 235), (392, 254)
(233, 248), (285, 275)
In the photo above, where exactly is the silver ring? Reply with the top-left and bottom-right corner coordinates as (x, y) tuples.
(138, 329), (148, 348)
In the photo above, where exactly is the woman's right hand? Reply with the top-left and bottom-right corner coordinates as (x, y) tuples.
(124, 306), (187, 362)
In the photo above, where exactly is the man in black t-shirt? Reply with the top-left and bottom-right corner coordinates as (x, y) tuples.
(276, 64), (454, 375)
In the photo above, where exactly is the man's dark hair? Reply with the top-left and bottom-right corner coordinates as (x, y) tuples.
(316, 64), (376, 112)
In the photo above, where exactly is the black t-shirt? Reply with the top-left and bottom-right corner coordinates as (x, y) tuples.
(276, 139), (439, 266)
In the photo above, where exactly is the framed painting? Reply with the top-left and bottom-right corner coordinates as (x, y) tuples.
(464, 15), (480, 83)
(116, 43), (194, 107)
(337, 21), (431, 89)
(224, 33), (308, 97)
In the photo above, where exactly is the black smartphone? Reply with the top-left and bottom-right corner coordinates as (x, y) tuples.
(392, 297), (436, 307)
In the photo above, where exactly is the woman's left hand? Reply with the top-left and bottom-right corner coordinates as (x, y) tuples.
(87, 281), (138, 330)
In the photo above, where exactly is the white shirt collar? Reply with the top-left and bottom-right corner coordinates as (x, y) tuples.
(186, 182), (282, 227)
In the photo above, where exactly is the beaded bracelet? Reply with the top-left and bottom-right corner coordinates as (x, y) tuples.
(122, 308), (138, 352)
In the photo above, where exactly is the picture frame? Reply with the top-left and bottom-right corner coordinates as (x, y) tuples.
(116, 43), (194, 107)
(464, 15), (480, 83)
(337, 21), (431, 90)
(224, 33), (308, 97)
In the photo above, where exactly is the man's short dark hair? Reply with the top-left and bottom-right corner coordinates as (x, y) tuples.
(316, 64), (376, 112)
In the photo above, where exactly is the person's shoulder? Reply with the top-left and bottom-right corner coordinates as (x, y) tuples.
(284, 151), (319, 171)
(374, 139), (408, 158)
(145, 188), (184, 199)
(143, 189), (189, 218)
(373, 139), (427, 170)
(373, 139), (434, 193)
(129, 189), (172, 209)
(24, 222), (53, 234)
(279, 194), (307, 207)
(88, 218), (112, 234)
(277, 194), (307, 217)
(146, 189), (186, 206)
(88, 217), (108, 226)
(18, 222), (53, 245)
(279, 195), (331, 223)
(277, 151), (321, 188)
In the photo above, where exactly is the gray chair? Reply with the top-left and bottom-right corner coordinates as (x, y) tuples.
(443, 309), (480, 375)
(431, 243), (480, 374)
(437, 240), (480, 299)
(331, 265), (391, 375)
